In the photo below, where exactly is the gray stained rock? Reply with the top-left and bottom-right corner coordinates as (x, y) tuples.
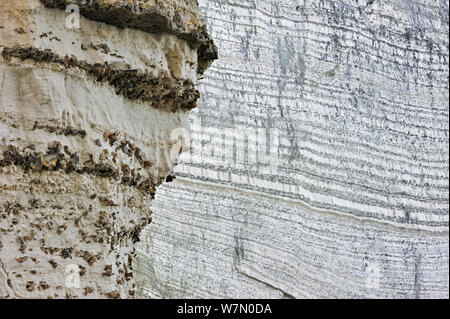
(135, 0), (449, 298)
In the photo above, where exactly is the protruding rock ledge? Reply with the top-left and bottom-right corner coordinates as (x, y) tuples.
(2, 46), (200, 111)
(39, 0), (218, 74)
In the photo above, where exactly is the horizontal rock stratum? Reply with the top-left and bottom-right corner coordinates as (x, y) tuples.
(135, 0), (449, 299)
(0, 0), (216, 298)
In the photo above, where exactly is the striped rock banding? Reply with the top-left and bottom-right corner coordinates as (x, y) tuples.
(0, 0), (215, 298)
(135, 0), (449, 299)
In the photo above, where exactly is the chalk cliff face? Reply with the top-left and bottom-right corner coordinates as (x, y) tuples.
(0, 0), (215, 298)
(135, 0), (449, 298)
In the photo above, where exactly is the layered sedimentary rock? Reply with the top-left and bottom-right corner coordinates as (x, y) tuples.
(0, 0), (215, 298)
(136, 0), (449, 298)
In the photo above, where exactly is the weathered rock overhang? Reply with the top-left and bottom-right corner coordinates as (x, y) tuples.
(39, 0), (218, 74)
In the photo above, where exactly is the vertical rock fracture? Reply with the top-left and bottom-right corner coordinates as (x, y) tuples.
(0, 0), (216, 298)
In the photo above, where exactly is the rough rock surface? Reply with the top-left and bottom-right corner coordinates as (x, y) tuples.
(0, 0), (214, 298)
(135, 0), (449, 298)
(40, 0), (218, 74)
